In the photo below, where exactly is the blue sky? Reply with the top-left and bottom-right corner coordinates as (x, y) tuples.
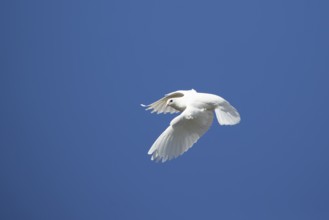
(1, 0), (329, 219)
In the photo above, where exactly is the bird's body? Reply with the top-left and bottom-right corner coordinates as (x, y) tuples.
(142, 89), (240, 162)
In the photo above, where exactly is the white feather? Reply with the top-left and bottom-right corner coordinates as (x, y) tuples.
(148, 107), (213, 162)
(215, 101), (241, 125)
(142, 89), (241, 162)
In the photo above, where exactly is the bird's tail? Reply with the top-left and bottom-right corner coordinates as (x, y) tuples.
(214, 101), (241, 125)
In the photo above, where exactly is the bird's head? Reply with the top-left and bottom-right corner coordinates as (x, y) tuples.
(166, 98), (176, 107)
(166, 98), (185, 111)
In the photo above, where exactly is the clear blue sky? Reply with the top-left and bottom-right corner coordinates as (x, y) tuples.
(1, 0), (329, 219)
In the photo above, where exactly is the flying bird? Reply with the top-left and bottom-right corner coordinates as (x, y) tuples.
(141, 89), (240, 162)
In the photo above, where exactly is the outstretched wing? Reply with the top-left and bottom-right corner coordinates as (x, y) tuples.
(141, 91), (185, 114)
(148, 108), (214, 162)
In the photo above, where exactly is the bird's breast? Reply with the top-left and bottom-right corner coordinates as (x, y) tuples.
(171, 105), (186, 112)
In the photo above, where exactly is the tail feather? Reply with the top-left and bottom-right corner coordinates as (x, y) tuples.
(215, 101), (240, 125)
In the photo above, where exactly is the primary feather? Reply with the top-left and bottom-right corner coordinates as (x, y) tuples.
(142, 89), (240, 162)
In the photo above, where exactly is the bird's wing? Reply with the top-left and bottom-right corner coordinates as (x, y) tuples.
(141, 91), (185, 114)
(148, 107), (214, 162)
(215, 100), (240, 125)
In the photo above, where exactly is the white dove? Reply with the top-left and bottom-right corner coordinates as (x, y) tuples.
(142, 89), (240, 162)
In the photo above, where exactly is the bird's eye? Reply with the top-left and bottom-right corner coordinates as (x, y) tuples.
(170, 100), (173, 103)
